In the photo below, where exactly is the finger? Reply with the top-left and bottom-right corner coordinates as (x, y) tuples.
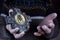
(37, 26), (41, 31)
(37, 26), (44, 33)
(6, 24), (12, 31)
(13, 31), (25, 39)
(10, 27), (19, 34)
(27, 26), (30, 31)
(42, 19), (55, 29)
(45, 13), (57, 20)
(48, 23), (55, 29)
(34, 32), (42, 36)
(6, 24), (20, 34)
(42, 25), (51, 33)
(34, 26), (44, 36)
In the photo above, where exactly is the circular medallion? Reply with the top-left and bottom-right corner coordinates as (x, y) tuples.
(14, 13), (26, 25)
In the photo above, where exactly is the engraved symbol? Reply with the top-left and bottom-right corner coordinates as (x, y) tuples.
(14, 13), (25, 25)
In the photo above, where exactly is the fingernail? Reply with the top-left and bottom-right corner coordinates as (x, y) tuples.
(37, 26), (40, 30)
(42, 25), (47, 30)
(49, 23), (55, 28)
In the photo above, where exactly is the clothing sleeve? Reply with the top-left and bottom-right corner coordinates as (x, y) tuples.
(0, 16), (16, 40)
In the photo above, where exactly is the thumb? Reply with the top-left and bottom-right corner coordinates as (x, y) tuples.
(10, 27), (19, 34)
(45, 13), (57, 20)
(13, 31), (25, 39)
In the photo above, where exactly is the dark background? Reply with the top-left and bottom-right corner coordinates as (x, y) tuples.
(0, 0), (60, 40)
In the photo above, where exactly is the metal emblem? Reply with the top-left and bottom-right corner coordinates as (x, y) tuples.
(5, 8), (31, 32)
(0, 8), (44, 32)
(14, 13), (26, 25)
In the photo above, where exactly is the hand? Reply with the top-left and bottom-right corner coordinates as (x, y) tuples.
(6, 24), (29, 39)
(34, 13), (57, 36)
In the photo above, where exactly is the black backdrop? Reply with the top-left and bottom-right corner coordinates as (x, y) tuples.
(0, 0), (60, 40)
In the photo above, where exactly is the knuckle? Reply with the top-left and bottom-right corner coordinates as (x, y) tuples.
(13, 34), (20, 39)
(10, 30), (14, 34)
(49, 23), (55, 28)
(14, 35), (19, 39)
(47, 29), (51, 33)
(37, 26), (40, 30)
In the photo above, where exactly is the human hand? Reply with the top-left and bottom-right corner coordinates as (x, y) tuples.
(6, 24), (29, 39)
(34, 13), (57, 36)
